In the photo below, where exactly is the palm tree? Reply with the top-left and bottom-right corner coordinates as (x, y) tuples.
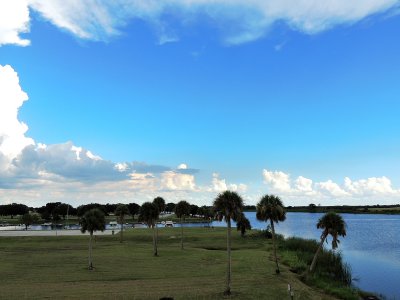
(138, 202), (160, 256)
(80, 208), (106, 270)
(236, 213), (251, 237)
(115, 204), (129, 243)
(309, 212), (347, 272)
(153, 196), (166, 215)
(19, 213), (40, 230)
(175, 200), (191, 250)
(213, 190), (244, 296)
(256, 194), (286, 274)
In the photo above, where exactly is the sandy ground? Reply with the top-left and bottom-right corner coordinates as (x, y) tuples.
(0, 229), (119, 237)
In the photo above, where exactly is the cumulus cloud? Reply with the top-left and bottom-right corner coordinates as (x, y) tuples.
(262, 168), (400, 203)
(0, 65), (34, 159)
(263, 169), (291, 192)
(1, 1), (400, 46)
(211, 173), (247, 193)
(0, 1), (30, 46)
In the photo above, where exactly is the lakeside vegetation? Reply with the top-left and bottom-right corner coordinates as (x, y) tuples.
(0, 227), (366, 299)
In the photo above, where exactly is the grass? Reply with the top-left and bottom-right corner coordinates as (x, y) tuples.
(0, 227), (340, 300)
(277, 236), (376, 300)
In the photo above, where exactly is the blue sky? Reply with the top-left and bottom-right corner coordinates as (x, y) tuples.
(0, 1), (400, 206)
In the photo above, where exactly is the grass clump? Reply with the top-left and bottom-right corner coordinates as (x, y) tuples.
(279, 237), (359, 300)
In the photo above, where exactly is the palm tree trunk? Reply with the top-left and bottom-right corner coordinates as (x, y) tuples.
(181, 217), (184, 250)
(270, 220), (280, 274)
(89, 231), (93, 270)
(310, 234), (327, 272)
(153, 224), (158, 256)
(224, 218), (232, 296)
(120, 217), (123, 243)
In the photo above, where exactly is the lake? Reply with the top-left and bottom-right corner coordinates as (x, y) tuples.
(225, 212), (400, 299)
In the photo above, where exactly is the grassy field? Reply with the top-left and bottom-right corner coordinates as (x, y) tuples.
(0, 227), (341, 300)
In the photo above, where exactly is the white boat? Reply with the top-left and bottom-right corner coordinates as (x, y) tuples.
(164, 221), (174, 227)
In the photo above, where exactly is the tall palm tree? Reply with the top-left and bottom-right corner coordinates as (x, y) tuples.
(256, 194), (286, 274)
(138, 202), (160, 256)
(153, 197), (165, 247)
(115, 204), (130, 243)
(80, 208), (106, 270)
(309, 212), (347, 272)
(213, 190), (244, 296)
(175, 200), (191, 250)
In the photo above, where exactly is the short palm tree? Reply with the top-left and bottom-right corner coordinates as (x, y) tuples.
(309, 212), (347, 272)
(213, 190), (244, 296)
(153, 196), (166, 214)
(236, 213), (251, 237)
(115, 204), (129, 243)
(175, 200), (191, 250)
(80, 208), (106, 270)
(256, 194), (286, 274)
(138, 202), (160, 256)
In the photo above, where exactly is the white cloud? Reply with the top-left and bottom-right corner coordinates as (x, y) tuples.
(315, 180), (350, 197)
(263, 169), (291, 192)
(177, 163), (188, 170)
(0, 1), (30, 46)
(1, 1), (400, 46)
(0, 65), (34, 160)
(262, 168), (400, 204)
(295, 176), (313, 192)
(344, 176), (397, 195)
(161, 171), (196, 191)
(211, 173), (247, 193)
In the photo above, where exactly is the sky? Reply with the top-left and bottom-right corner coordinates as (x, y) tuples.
(0, 0), (400, 207)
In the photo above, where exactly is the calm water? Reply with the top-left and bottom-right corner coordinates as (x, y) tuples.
(233, 212), (400, 299)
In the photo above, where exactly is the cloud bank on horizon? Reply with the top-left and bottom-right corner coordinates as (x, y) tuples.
(263, 169), (400, 205)
(0, 0), (399, 46)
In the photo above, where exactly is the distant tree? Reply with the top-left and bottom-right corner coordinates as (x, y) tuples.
(165, 202), (176, 213)
(139, 202), (160, 256)
(77, 203), (105, 217)
(115, 204), (130, 243)
(127, 203), (140, 221)
(40, 211), (51, 221)
(213, 191), (244, 296)
(175, 200), (191, 250)
(80, 208), (106, 270)
(198, 206), (213, 223)
(1, 203), (29, 218)
(153, 197), (166, 214)
(190, 204), (199, 216)
(256, 194), (286, 274)
(309, 212), (347, 273)
(236, 213), (252, 237)
(104, 203), (118, 215)
(54, 203), (75, 219)
(19, 213), (40, 230)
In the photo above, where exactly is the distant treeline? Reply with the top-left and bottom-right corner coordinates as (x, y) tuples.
(0, 202), (214, 222)
(285, 203), (400, 214)
(241, 204), (400, 214)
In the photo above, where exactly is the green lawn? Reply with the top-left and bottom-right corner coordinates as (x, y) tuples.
(0, 227), (336, 299)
